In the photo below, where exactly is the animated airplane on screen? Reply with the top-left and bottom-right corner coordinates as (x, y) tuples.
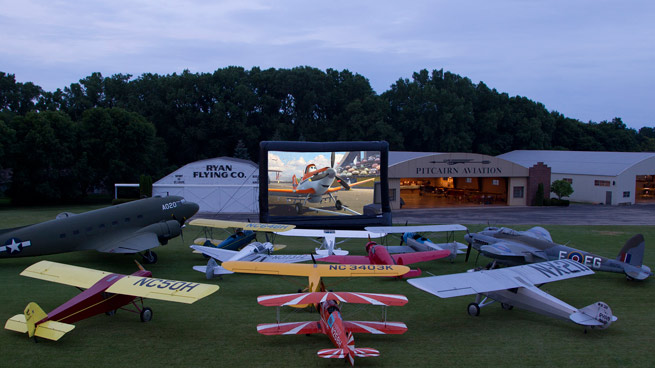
(408, 259), (617, 331)
(257, 291), (408, 366)
(0, 196), (199, 264)
(4, 260), (219, 341)
(464, 226), (652, 280)
(268, 152), (374, 215)
(318, 238), (451, 278)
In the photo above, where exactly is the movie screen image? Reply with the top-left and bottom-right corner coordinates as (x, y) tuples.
(259, 141), (391, 229)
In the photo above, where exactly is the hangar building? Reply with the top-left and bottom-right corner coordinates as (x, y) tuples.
(387, 152), (548, 209)
(153, 157), (259, 213)
(498, 150), (655, 205)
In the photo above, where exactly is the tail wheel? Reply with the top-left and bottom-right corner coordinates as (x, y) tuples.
(467, 303), (480, 317)
(140, 307), (153, 322)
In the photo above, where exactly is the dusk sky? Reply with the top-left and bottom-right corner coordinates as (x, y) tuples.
(2, 1), (653, 130)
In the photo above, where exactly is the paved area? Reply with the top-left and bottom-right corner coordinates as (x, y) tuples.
(392, 204), (655, 225)
(197, 203), (655, 225)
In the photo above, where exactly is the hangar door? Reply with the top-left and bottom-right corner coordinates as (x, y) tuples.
(399, 176), (507, 208)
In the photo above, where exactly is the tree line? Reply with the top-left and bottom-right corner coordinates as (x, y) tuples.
(1, 67), (653, 203)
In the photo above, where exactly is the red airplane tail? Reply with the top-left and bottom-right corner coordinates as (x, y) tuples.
(292, 175), (298, 190)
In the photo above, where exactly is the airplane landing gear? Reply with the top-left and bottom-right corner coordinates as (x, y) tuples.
(140, 307), (153, 322)
(501, 303), (514, 310)
(142, 250), (158, 264)
(335, 200), (343, 211)
(467, 303), (480, 316)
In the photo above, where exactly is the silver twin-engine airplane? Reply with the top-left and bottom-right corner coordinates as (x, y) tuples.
(464, 226), (651, 280)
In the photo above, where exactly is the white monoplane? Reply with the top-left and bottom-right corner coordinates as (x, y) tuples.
(408, 259), (617, 331)
(274, 228), (385, 256)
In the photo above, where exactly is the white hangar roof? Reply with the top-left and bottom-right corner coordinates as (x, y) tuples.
(498, 150), (655, 176)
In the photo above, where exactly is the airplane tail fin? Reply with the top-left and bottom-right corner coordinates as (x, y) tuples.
(616, 234), (652, 280)
(617, 234), (645, 266)
(4, 302), (75, 341)
(292, 175), (298, 190)
(569, 301), (617, 329)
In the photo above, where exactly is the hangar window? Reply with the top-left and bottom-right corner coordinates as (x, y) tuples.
(594, 180), (610, 187)
(492, 179), (499, 186)
(623, 191), (630, 198)
(563, 178), (573, 183)
(389, 189), (396, 201)
(513, 186), (524, 198)
(465, 178), (472, 183)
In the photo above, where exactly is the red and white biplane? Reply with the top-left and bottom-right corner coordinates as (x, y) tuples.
(257, 291), (408, 366)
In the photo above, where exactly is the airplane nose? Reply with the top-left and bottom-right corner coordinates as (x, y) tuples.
(326, 168), (336, 178)
(184, 201), (200, 217)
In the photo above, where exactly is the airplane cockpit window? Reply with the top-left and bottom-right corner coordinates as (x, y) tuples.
(499, 228), (519, 236)
(254, 243), (266, 253)
(327, 305), (339, 314)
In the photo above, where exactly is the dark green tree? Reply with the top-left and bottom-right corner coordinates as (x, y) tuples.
(551, 180), (574, 200)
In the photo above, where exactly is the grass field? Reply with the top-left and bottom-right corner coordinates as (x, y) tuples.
(1, 205), (654, 367)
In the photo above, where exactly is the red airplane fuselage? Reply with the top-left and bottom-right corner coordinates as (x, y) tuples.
(40, 269), (152, 325)
(319, 300), (352, 362)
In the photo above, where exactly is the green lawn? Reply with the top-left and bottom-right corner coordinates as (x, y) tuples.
(1, 206), (654, 367)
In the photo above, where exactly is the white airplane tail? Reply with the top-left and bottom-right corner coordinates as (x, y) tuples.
(192, 258), (234, 279)
(569, 301), (617, 329)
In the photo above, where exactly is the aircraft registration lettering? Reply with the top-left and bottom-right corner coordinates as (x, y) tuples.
(529, 260), (589, 278)
(558, 251), (602, 268)
(244, 223), (289, 230)
(133, 278), (199, 292)
(162, 201), (179, 210)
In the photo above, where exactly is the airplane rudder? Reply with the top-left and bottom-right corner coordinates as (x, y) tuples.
(617, 234), (645, 266)
(23, 302), (48, 338)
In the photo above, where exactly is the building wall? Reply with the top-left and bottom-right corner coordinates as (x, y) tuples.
(550, 174), (616, 204)
(154, 157), (259, 213)
(508, 177), (528, 206)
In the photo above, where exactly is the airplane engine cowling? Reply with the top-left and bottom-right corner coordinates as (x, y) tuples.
(140, 220), (183, 244)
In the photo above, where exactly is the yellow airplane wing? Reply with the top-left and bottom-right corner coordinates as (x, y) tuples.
(188, 219), (295, 232)
(20, 261), (111, 289)
(105, 275), (219, 304)
(222, 261), (410, 278)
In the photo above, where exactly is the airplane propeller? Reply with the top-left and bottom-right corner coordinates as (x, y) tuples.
(464, 228), (472, 262)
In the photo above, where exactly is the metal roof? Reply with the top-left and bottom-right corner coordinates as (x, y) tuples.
(498, 150), (655, 176)
(389, 151), (441, 166)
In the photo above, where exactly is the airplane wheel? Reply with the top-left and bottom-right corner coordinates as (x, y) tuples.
(294, 203), (303, 214)
(105, 310), (116, 316)
(142, 251), (158, 264)
(140, 307), (153, 322)
(501, 303), (514, 310)
(467, 303), (480, 317)
(335, 200), (343, 211)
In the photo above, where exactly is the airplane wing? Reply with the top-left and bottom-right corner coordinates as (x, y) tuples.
(480, 243), (548, 263)
(275, 229), (385, 239)
(97, 232), (160, 253)
(222, 261), (410, 278)
(407, 259), (594, 298)
(319, 255), (372, 264)
(268, 188), (315, 195)
(325, 178), (375, 193)
(20, 260), (111, 289)
(105, 276), (219, 304)
(190, 245), (237, 261)
(344, 321), (408, 335)
(189, 219), (295, 232)
(391, 250), (451, 265)
(257, 292), (408, 307)
(257, 321), (322, 335)
(366, 224), (468, 234)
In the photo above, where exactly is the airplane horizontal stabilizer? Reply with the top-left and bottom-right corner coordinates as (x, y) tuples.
(4, 314), (75, 341)
(192, 265), (234, 278)
(569, 302), (617, 329)
(624, 265), (652, 280)
(317, 348), (380, 359)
